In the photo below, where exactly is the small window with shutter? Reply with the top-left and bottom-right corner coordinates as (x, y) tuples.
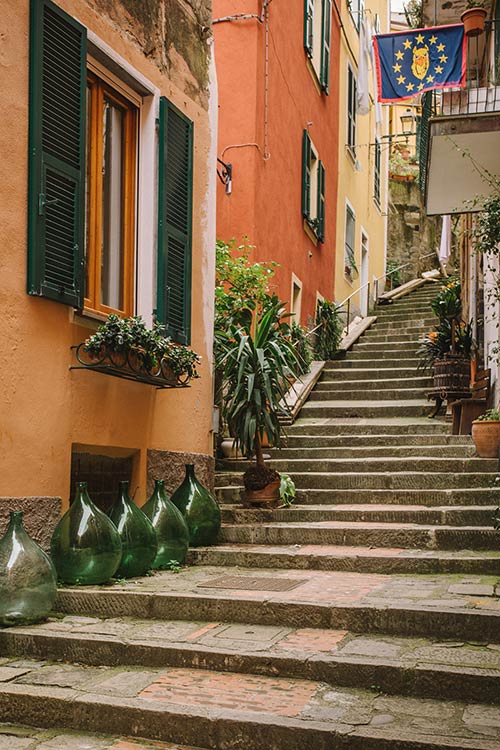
(301, 130), (326, 243)
(303, 0), (332, 94)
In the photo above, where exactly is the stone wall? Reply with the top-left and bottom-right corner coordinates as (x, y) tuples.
(147, 449), (215, 496)
(0, 497), (61, 551)
(89, 0), (212, 107)
(387, 177), (442, 284)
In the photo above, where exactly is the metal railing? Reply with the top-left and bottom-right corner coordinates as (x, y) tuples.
(429, 20), (500, 118)
(335, 251), (438, 335)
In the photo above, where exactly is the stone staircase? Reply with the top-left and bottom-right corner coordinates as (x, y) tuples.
(1, 282), (500, 750)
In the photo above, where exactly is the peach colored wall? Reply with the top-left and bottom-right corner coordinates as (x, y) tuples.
(214, 0), (341, 325)
(0, 0), (216, 509)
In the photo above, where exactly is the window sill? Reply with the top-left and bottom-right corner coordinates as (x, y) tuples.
(346, 145), (357, 166)
(303, 218), (319, 246)
(305, 58), (323, 96)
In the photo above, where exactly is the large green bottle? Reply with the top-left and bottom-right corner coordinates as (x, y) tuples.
(0, 511), (57, 626)
(142, 479), (189, 567)
(50, 482), (122, 585)
(170, 464), (221, 547)
(108, 481), (157, 578)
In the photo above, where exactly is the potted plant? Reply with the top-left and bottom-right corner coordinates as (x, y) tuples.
(461, 0), (487, 37)
(472, 408), (500, 457)
(418, 280), (475, 394)
(80, 315), (200, 385)
(215, 298), (299, 505)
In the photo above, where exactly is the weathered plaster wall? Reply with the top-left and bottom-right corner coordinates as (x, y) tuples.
(0, 0), (215, 513)
(387, 178), (442, 283)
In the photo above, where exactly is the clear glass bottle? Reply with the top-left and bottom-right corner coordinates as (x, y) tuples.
(108, 481), (157, 578)
(142, 479), (189, 567)
(50, 482), (122, 585)
(0, 511), (57, 626)
(170, 464), (221, 547)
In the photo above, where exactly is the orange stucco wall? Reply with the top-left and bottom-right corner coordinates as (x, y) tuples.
(0, 0), (216, 509)
(214, 0), (340, 324)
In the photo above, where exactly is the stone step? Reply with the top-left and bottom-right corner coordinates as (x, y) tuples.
(214, 486), (500, 507)
(189, 544), (500, 575)
(320, 366), (426, 380)
(347, 349), (420, 361)
(315, 375), (432, 390)
(360, 331), (423, 343)
(2, 615), (500, 707)
(372, 320), (434, 331)
(282, 434), (470, 447)
(300, 400), (432, 418)
(308, 387), (429, 401)
(352, 341), (420, 352)
(374, 312), (435, 322)
(286, 419), (449, 435)
(264, 444), (475, 458)
(1, 656), (500, 750)
(220, 504), (496, 527)
(219, 521), (500, 550)
(217, 470), (498, 489)
(326, 357), (420, 368)
(218, 456), (495, 474)
(0, 725), (206, 750)
(53, 567), (500, 643)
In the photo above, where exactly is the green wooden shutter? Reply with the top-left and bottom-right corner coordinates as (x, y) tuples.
(317, 161), (326, 243)
(28, 0), (86, 308)
(304, 0), (314, 57)
(301, 130), (312, 219)
(157, 97), (193, 345)
(320, 0), (332, 93)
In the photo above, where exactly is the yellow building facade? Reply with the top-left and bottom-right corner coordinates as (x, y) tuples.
(334, 0), (390, 316)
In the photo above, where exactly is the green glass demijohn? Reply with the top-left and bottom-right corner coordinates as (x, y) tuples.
(142, 479), (189, 567)
(0, 511), (57, 627)
(108, 480), (157, 578)
(170, 464), (221, 547)
(51, 482), (122, 585)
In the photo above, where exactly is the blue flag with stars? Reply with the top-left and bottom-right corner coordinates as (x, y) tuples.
(373, 25), (466, 102)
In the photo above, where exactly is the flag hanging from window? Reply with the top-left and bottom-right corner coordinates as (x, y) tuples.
(373, 24), (466, 102)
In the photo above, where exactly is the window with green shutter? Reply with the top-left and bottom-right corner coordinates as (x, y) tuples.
(320, 0), (332, 93)
(28, 0), (86, 308)
(317, 161), (326, 242)
(157, 97), (194, 346)
(303, 0), (331, 94)
(302, 130), (312, 219)
(302, 130), (325, 243)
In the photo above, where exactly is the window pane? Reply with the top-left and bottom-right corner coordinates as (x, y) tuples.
(101, 96), (124, 310)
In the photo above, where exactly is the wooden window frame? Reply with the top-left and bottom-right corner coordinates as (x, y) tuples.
(85, 71), (137, 317)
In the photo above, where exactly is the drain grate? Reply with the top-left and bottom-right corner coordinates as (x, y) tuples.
(197, 575), (306, 592)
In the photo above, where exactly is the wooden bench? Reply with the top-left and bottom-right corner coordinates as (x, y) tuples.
(451, 368), (491, 435)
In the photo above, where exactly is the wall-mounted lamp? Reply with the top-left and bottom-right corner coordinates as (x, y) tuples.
(217, 157), (233, 195)
(400, 108), (416, 135)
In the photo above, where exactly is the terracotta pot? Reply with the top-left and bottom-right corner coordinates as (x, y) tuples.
(471, 420), (500, 458)
(245, 478), (280, 506)
(461, 7), (487, 37)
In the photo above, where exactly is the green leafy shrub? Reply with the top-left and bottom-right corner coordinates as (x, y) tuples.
(418, 319), (474, 371)
(430, 278), (462, 321)
(475, 408), (500, 421)
(314, 300), (343, 361)
(288, 322), (313, 375)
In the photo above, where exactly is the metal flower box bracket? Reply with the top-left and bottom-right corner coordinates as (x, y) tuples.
(70, 344), (191, 389)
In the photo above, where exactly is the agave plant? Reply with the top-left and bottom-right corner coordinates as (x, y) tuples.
(215, 299), (299, 488)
